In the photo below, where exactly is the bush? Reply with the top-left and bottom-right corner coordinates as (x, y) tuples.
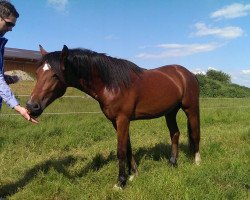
(206, 69), (231, 84)
(196, 72), (250, 98)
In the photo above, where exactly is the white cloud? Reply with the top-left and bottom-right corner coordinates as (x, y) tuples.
(192, 67), (219, 75)
(192, 68), (206, 75)
(194, 22), (243, 39)
(47, 0), (69, 12)
(211, 3), (250, 20)
(104, 34), (119, 40)
(136, 43), (222, 59)
(208, 67), (218, 71)
(230, 69), (250, 88)
(241, 69), (250, 75)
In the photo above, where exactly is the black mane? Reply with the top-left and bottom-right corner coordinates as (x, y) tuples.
(39, 48), (144, 88)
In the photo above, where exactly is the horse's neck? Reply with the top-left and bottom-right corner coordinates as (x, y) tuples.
(76, 76), (105, 101)
(64, 65), (98, 99)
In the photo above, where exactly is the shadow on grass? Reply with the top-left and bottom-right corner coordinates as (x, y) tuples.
(135, 142), (190, 165)
(0, 155), (78, 197)
(135, 142), (171, 163)
(0, 152), (117, 198)
(0, 142), (190, 197)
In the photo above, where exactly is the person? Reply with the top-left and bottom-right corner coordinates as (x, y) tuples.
(0, 0), (37, 123)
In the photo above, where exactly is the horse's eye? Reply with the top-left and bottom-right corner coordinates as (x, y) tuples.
(52, 74), (59, 80)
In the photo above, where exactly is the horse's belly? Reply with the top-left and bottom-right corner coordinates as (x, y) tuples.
(134, 96), (180, 119)
(134, 88), (181, 119)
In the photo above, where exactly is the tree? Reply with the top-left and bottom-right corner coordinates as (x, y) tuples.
(206, 69), (231, 84)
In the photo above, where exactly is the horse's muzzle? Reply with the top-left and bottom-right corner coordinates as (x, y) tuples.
(26, 101), (43, 118)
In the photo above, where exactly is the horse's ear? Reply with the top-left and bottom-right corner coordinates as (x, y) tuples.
(60, 45), (69, 71)
(39, 45), (48, 56)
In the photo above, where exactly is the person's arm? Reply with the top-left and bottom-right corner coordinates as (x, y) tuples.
(0, 72), (38, 123)
(0, 71), (19, 107)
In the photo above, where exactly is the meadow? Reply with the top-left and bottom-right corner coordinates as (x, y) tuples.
(0, 81), (249, 199)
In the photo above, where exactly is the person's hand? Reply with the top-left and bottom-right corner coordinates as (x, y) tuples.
(14, 105), (38, 124)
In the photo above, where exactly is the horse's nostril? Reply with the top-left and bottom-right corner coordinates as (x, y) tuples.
(26, 102), (40, 111)
(33, 103), (40, 110)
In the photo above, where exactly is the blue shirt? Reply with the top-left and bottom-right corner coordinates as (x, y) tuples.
(0, 37), (19, 109)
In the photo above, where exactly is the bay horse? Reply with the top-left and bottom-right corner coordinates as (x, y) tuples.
(26, 45), (201, 189)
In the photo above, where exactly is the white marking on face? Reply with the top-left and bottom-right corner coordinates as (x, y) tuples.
(43, 63), (51, 71)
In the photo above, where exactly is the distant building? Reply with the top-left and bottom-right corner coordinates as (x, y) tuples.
(4, 47), (41, 78)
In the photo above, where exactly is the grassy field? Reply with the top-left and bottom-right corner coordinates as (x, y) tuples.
(0, 81), (249, 199)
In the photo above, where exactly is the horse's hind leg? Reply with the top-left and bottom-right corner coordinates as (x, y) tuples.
(127, 134), (138, 181)
(165, 108), (180, 166)
(183, 106), (201, 165)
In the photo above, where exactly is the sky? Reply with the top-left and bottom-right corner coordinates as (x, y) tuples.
(6, 0), (250, 87)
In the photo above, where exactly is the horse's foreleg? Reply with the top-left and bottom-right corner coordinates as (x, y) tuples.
(127, 134), (138, 181)
(113, 116), (130, 189)
(165, 109), (180, 166)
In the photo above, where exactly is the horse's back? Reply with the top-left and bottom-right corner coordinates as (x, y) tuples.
(139, 64), (198, 97)
(156, 65), (199, 106)
(133, 65), (199, 119)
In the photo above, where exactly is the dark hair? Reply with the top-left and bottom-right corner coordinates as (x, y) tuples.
(39, 48), (144, 89)
(0, 0), (19, 18)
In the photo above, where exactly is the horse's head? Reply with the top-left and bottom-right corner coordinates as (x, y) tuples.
(26, 45), (69, 118)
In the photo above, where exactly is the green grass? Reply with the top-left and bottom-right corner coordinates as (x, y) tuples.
(0, 82), (249, 199)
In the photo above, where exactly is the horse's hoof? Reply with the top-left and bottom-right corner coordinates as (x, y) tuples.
(169, 157), (178, 167)
(113, 184), (123, 190)
(195, 152), (201, 166)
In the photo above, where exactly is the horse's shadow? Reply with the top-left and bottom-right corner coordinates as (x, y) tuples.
(0, 155), (77, 197)
(0, 142), (189, 197)
(134, 142), (189, 165)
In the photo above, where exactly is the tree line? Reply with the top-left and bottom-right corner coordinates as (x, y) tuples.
(196, 69), (250, 97)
